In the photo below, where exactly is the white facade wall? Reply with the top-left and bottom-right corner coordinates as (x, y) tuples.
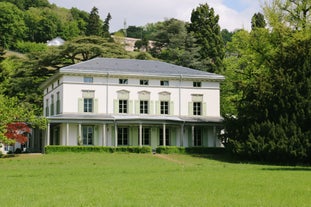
(42, 71), (223, 149)
(44, 75), (221, 117)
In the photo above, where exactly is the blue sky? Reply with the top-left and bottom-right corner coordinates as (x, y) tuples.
(49, 0), (262, 32)
(223, 0), (250, 12)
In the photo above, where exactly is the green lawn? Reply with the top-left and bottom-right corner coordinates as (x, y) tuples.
(0, 153), (310, 207)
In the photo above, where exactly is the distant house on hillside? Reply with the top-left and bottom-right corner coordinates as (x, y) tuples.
(40, 58), (225, 150)
(47, 37), (65, 46)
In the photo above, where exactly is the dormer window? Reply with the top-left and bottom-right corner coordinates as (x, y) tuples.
(119, 79), (128, 84)
(193, 81), (201, 87)
(160, 80), (169, 86)
(84, 77), (93, 83)
(140, 80), (149, 85)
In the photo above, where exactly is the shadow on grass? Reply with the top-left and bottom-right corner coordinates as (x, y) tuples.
(190, 154), (311, 169)
(190, 153), (241, 164)
(262, 167), (311, 171)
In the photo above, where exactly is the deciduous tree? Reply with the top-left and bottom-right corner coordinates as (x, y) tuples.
(0, 2), (26, 48)
(0, 95), (46, 145)
(5, 122), (30, 144)
(223, 0), (311, 164)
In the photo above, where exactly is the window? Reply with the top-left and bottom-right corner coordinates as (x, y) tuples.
(159, 128), (170, 146)
(140, 100), (148, 114)
(84, 77), (93, 83)
(193, 102), (201, 115)
(56, 92), (60, 114)
(82, 126), (93, 145)
(160, 80), (169, 86)
(119, 100), (128, 114)
(119, 79), (128, 84)
(84, 98), (93, 112)
(140, 80), (149, 85)
(194, 127), (202, 146)
(45, 99), (49, 116)
(50, 95), (54, 116)
(118, 128), (128, 145)
(142, 128), (150, 145)
(193, 82), (201, 87)
(160, 101), (169, 115)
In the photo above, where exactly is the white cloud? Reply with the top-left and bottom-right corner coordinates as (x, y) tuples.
(49, 0), (262, 32)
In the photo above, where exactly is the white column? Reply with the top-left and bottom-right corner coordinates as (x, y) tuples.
(78, 124), (82, 145)
(114, 123), (118, 147)
(47, 123), (50, 146)
(66, 123), (69, 146)
(191, 125), (195, 147)
(139, 124), (142, 147)
(102, 124), (106, 146)
(163, 123), (166, 147)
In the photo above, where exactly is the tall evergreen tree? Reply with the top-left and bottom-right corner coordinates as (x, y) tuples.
(102, 12), (112, 38)
(251, 12), (266, 29)
(148, 18), (200, 68)
(188, 3), (225, 73)
(85, 7), (102, 36)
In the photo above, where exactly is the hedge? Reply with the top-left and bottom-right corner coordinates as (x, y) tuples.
(45, 146), (224, 155)
(45, 146), (152, 154)
(156, 146), (185, 154)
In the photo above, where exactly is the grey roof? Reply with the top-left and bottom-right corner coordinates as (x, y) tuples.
(60, 58), (225, 80)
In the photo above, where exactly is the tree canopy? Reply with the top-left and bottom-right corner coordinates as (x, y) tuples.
(0, 2), (26, 48)
(0, 95), (46, 145)
(188, 3), (225, 73)
(85, 7), (102, 36)
(251, 12), (266, 29)
(222, 0), (311, 164)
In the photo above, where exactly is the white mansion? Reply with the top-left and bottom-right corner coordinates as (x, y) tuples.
(41, 58), (225, 149)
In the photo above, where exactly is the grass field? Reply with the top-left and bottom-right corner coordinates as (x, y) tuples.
(0, 153), (310, 207)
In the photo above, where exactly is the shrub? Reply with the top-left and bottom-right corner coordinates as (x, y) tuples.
(15, 41), (47, 53)
(45, 146), (152, 154)
(156, 146), (185, 154)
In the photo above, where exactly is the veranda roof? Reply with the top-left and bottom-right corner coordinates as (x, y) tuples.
(47, 113), (223, 125)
